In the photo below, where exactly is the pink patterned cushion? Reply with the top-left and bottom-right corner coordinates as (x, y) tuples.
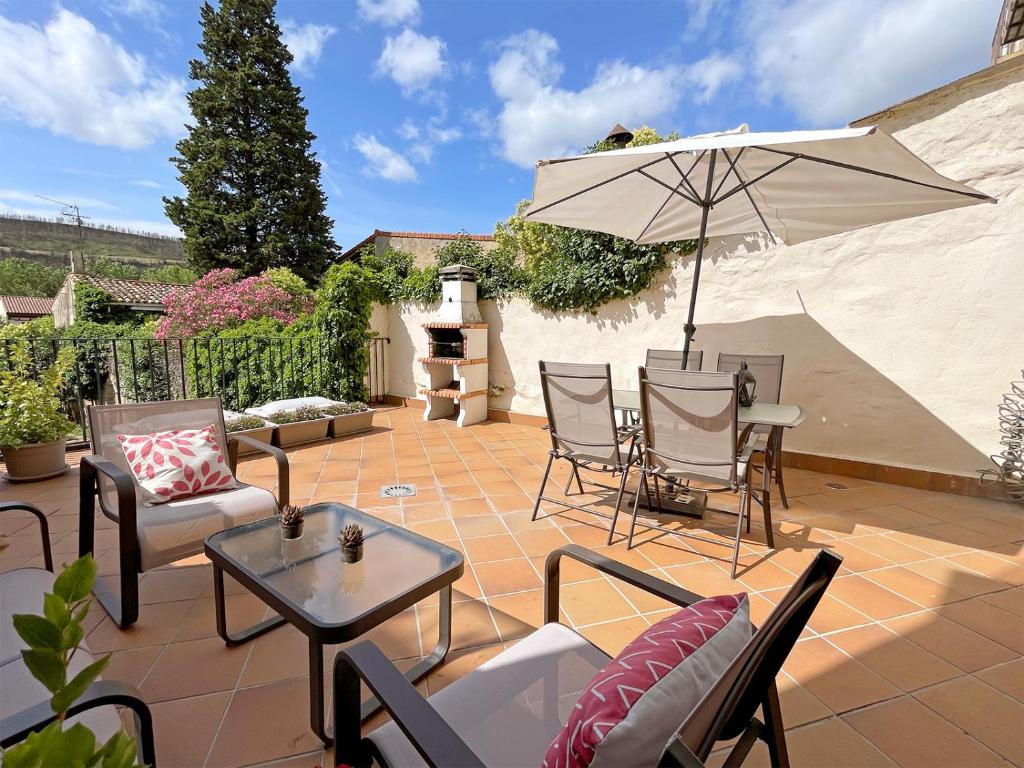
(116, 425), (236, 504)
(543, 593), (750, 768)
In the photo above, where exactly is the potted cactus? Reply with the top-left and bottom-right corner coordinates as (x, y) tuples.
(338, 523), (364, 563)
(279, 504), (305, 540)
(224, 414), (275, 456)
(267, 404), (331, 447)
(321, 401), (374, 438)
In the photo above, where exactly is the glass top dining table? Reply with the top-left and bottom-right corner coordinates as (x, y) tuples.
(611, 388), (806, 428)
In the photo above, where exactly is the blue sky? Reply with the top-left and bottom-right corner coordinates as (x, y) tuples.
(0, 0), (1000, 251)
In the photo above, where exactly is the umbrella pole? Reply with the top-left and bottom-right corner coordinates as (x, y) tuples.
(682, 149), (717, 364)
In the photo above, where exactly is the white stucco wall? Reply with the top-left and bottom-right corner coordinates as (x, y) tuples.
(375, 58), (1024, 478)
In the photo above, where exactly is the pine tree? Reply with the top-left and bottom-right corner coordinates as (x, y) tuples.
(164, 0), (337, 284)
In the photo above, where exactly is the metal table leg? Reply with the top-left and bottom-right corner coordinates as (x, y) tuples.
(759, 429), (777, 548)
(310, 584), (455, 747)
(213, 564), (286, 648)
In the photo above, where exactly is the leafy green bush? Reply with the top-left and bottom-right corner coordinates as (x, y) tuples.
(225, 414), (267, 431)
(266, 404), (324, 423)
(0, 257), (68, 297)
(4, 555), (143, 768)
(434, 235), (526, 301)
(360, 246), (441, 304)
(144, 264), (198, 284)
(0, 341), (76, 447)
(314, 263), (374, 402)
(320, 401), (369, 415)
(83, 257), (143, 280)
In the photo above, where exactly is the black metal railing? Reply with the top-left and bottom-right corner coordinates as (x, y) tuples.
(2, 335), (389, 442)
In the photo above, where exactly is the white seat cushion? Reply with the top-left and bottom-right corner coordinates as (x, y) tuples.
(368, 623), (610, 768)
(137, 483), (278, 570)
(0, 568), (56, 666)
(1, 648), (121, 744)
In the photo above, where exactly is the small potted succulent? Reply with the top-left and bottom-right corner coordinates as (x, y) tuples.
(0, 343), (75, 482)
(224, 414), (275, 456)
(339, 523), (364, 563)
(279, 504), (305, 540)
(267, 404), (331, 447)
(322, 401), (374, 438)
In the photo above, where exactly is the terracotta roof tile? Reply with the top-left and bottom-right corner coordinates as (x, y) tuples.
(73, 275), (184, 305)
(0, 295), (53, 316)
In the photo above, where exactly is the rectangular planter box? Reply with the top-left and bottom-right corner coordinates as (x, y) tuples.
(229, 426), (275, 456)
(327, 411), (374, 438)
(272, 418), (330, 448)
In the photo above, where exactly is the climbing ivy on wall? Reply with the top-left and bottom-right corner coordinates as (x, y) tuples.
(358, 125), (695, 314)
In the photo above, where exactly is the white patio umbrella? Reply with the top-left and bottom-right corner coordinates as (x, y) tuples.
(523, 125), (995, 359)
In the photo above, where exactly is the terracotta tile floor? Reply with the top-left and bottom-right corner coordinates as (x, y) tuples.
(2, 405), (1023, 768)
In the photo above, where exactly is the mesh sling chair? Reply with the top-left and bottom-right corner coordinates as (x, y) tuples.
(717, 354), (789, 509)
(331, 544), (843, 768)
(628, 368), (757, 578)
(646, 348), (704, 371)
(531, 361), (642, 545)
(79, 397), (289, 627)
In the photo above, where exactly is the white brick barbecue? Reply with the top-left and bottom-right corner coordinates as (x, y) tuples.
(418, 264), (488, 426)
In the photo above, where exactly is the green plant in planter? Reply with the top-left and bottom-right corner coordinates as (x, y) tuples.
(0, 341), (76, 449)
(224, 415), (267, 432)
(265, 405), (324, 424)
(319, 402), (369, 416)
(3, 555), (143, 768)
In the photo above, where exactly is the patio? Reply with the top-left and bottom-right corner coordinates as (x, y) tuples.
(1, 405), (1022, 768)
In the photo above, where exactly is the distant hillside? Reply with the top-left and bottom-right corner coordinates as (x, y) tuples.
(0, 215), (186, 265)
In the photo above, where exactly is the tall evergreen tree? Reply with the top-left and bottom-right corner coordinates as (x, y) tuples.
(165, 0), (337, 284)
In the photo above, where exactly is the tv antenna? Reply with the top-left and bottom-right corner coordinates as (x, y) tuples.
(34, 195), (91, 238)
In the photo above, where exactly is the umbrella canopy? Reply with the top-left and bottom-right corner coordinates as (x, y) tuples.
(524, 125), (995, 356)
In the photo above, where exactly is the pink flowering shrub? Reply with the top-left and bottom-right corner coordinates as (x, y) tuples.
(155, 268), (313, 338)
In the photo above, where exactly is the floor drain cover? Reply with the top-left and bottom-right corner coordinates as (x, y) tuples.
(380, 483), (417, 498)
(824, 482), (847, 491)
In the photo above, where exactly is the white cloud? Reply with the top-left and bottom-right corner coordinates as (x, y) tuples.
(103, 0), (165, 25)
(353, 134), (418, 182)
(488, 29), (686, 167)
(685, 51), (742, 103)
(396, 117), (462, 163)
(743, 0), (999, 124)
(0, 189), (116, 211)
(376, 28), (447, 94)
(684, 0), (722, 38)
(356, 0), (420, 27)
(397, 119), (420, 140)
(129, 180), (164, 189)
(281, 20), (337, 74)
(0, 9), (186, 149)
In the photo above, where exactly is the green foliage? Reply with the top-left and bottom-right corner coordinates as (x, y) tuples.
(0, 341), (76, 447)
(72, 283), (133, 325)
(224, 414), (266, 431)
(584, 124), (681, 154)
(263, 267), (311, 300)
(143, 264), (198, 284)
(314, 262), (373, 401)
(266, 404), (324, 423)
(359, 246), (441, 304)
(3, 555), (144, 768)
(164, 0), (337, 284)
(0, 258), (68, 298)
(82, 258), (141, 280)
(434, 235), (526, 300)
(320, 401), (369, 415)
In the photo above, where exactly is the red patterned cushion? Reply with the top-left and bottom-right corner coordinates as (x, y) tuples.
(116, 425), (236, 503)
(543, 593), (750, 768)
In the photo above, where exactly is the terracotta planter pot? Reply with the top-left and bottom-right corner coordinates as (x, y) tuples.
(272, 418), (330, 448)
(327, 411), (374, 438)
(230, 426), (275, 456)
(1, 439), (69, 482)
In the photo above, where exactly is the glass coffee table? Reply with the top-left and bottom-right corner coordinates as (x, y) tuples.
(204, 502), (463, 746)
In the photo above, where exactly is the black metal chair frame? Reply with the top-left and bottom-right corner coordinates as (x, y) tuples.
(0, 502), (157, 766)
(531, 362), (643, 545)
(78, 405), (290, 629)
(716, 353), (789, 509)
(627, 369), (760, 578)
(332, 544), (842, 767)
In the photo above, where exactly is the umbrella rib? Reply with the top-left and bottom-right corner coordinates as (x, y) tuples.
(712, 156), (799, 206)
(721, 148), (778, 245)
(666, 151), (706, 202)
(637, 169), (701, 206)
(524, 152), (684, 217)
(754, 146), (995, 201)
(710, 146), (745, 202)
(635, 181), (684, 242)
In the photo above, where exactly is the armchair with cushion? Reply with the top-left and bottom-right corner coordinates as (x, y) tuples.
(333, 544), (842, 768)
(79, 397), (289, 627)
